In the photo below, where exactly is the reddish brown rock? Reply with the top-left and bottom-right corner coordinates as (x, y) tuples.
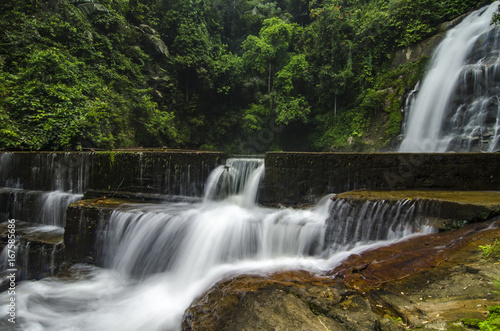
(183, 220), (500, 330)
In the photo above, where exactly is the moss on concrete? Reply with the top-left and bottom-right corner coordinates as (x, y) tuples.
(335, 190), (500, 206)
(332, 190), (500, 231)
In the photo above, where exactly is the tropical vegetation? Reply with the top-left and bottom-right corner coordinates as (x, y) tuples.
(0, 0), (493, 151)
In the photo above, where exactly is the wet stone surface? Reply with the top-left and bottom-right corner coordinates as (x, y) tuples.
(183, 219), (500, 330)
(0, 222), (64, 286)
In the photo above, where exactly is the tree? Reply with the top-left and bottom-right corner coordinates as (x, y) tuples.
(242, 17), (295, 95)
(273, 53), (310, 125)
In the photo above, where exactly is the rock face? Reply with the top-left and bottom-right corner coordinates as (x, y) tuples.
(183, 271), (405, 331)
(88, 150), (224, 197)
(3, 151), (499, 207)
(183, 219), (500, 330)
(64, 198), (127, 266)
(390, 13), (469, 69)
(0, 151), (225, 198)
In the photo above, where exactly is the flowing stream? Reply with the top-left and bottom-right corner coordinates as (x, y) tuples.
(400, 2), (500, 152)
(0, 157), (435, 330)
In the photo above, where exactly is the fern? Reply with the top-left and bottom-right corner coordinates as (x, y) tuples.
(136, 25), (169, 58)
(77, 3), (109, 16)
(144, 34), (169, 57)
(480, 239), (500, 260)
(71, 0), (95, 4)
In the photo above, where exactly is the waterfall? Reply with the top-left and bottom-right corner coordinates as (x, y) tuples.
(400, 2), (500, 152)
(0, 153), (88, 227)
(0, 153), (88, 284)
(0, 158), (437, 331)
(325, 198), (434, 251)
(202, 157), (264, 207)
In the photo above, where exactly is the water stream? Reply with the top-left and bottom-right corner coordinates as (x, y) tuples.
(0, 158), (435, 330)
(400, 2), (500, 152)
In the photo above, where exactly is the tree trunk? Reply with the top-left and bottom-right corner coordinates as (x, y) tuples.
(268, 63), (272, 95)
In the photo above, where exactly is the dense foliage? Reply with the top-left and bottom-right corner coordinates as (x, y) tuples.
(0, 0), (493, 151)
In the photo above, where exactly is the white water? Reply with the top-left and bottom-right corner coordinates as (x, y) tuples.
(202, 157), (264, 207)
(0, 153), (87, 282)
(0, 158), (435, 330)
(0, 189), (83, 227)
(400, 2), (500, 152)
(0, 153), (88, 227)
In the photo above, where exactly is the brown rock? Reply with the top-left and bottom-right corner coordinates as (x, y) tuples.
(183, 219), (500, 330)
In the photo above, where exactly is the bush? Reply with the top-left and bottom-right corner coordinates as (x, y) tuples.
(480, 239), (500, 260)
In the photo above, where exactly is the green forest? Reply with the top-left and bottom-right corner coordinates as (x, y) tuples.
(0, 0), (494, 152)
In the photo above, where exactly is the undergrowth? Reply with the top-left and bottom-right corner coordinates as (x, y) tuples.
(462, 240), (500, 330)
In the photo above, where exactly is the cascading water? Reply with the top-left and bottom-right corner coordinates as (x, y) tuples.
(400, 2), (500, 152)
(202, 157), (264, 207)
(0, 153), (88, 281)
(0, 157), (436, 330)
(0, 153), (88, 227)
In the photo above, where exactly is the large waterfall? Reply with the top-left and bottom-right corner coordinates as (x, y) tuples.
(0, 157), (435, 330)
(400, 2), (500, 152)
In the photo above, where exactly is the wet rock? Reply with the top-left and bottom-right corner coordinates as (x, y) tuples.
(0, 150), (225, 199)
(0, 222), (64, 286)
(260, 152), (500, 206)
(64, 198), (123, 266)
(183, 219), (500, 330)
(88, 151), (224, 198)
(182, 271), (405, 331)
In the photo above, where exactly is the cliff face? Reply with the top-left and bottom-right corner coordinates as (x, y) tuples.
(391, 13), (469, 69)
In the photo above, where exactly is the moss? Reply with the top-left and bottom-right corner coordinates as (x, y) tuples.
(478, 306), (500, 330)
(441, 219), (469, 232)
(461, 318), (482, 329)
(335, 190), (500, 206)
(307, 301), (327, 315)
(108, 151), (116, 167)
(385, 104), (403, 137)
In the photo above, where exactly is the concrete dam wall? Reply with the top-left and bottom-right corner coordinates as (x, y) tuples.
(1, 151), (499, 205)
(260, 152), (500, 205)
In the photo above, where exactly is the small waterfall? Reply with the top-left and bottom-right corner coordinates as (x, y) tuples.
(97, 198), (331, 281)
(400, 2), (500, 152)
(0, 189), (83, 227)
(0, 153), (90, 227)
(203, 157), (264, 207)
(0, 225), (64, 283)
(0, 153), (89, 285)
(325, 198), (435, 252)
(0, 158), (437, 330)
